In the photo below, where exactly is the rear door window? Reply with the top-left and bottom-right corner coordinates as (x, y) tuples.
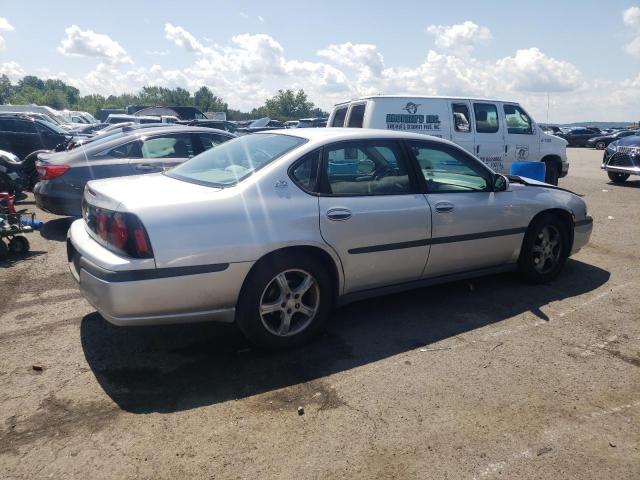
(322, 140), (412, 195)
(473, 103), (499, 133)
(290, 150), (321, 193)
(331, 107), (348, 127)
(452, 104), (472, 133)
(197, 133), (231, 152)
(106, 141), (142, 159)
(141, 134), (195, 159)
(347, 104), (366, 128)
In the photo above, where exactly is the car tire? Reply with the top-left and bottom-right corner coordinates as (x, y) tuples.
(595, 141), (606, 150)
(518, 213), (569, 284)
(544, 161), (559, 185)
(607, 172), (630, 183)
(8, 236), (30, 254)
(0, 240), (8, 261)
(236, 253), (333, 349)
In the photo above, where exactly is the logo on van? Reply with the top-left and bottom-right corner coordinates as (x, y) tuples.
(516, 145), (529, 160)
(402, 102), (420, 115)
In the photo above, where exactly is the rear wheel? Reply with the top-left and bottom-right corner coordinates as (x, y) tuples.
(607, 171), (630, 183)
(8, 236), (30, 254)
(595, 141), (606, 150)
(236, 253), (333, 349)
(519, 213), (569, 284)
(544, 161), (559, 185)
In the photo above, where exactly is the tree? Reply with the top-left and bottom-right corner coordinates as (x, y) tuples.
(263, 89), (315, 121)
(194, 86), (227, 113)
(0, 75), (14, 104)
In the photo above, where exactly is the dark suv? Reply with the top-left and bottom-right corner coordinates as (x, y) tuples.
(0, 115), (72, 159)
(556, 128), (601, 147)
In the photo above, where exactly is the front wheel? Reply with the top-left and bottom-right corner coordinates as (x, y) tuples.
(519, 214), (569, 284)
(8, 236), (30, 254)
(595, 141), (606, 150)
(607, 171), (629, 183)
(236, 254), (333, 349)
(544, 162), (559, 185)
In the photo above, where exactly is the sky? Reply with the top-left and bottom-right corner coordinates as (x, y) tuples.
(0, 0), (639, 123)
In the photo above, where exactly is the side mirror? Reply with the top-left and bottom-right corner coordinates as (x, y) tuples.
(493, 174), (509, 192)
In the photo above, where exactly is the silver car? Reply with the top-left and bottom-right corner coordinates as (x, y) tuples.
(67, 129), (593, 348)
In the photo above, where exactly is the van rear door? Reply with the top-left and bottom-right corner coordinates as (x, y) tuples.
(449, 101), (475, 155)
(472, 102), (506, 173)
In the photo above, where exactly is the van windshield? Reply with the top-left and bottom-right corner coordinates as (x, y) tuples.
(166, 133), (306, 187)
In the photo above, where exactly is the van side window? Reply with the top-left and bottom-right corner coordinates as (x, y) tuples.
(503, 105), (533, 135)
(452, 104), (471, 133)
(331, 107), (348, 127)
(347, 104), (366, 128)
(473, 103), (499, 133)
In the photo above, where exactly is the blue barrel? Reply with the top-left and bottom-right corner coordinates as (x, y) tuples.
(20, 217), (44, 230)
(510, 161), (546, 182)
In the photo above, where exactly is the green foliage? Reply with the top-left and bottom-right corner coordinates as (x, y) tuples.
(0, 75), (327, 120)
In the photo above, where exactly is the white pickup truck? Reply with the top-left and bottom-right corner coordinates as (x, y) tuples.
(327, 96), (569, 185)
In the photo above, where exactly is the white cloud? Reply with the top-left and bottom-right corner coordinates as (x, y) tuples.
(318, 42), (385, 82)
(623, 6), (640, 57)
(58, 25), (132, 64)
(145, 49), (171, 56)
(258, 15), (265, 24)
(239, 12), (249, 19)
(623, 6), (640, 28)
(164, 23), (206, 53)
(0, 61), (24, 80)
(426, 21), (492, 57)
(495, 48), (583, 92)
(0, 17), (15, 50)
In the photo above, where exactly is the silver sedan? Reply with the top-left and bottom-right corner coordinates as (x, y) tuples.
(67, 129), (593, 348)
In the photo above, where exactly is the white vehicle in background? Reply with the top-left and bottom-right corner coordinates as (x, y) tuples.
(0, 104), (67, 125)
(328, 96), (569, 185)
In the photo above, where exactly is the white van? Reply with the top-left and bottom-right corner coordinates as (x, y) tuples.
(0, 104), (67, 125)
(327, 96), (569, 184)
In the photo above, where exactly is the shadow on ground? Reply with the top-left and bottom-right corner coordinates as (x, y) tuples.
(0, 250), (46, 268)
(81, 259), (610, 414)
(607, 179), (640, 189)
(40, 217), (74, 242)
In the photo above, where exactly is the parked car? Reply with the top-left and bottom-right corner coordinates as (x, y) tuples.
(601, 134), (640, 183)
(105, 114), (161, 125)
(34, 126), (235, 216)
(237, 118), (286, 134)
(328, 96), (569, 185)
(297, 118), (327, 128)
(586, 130), (639, 150)
(555, 127), (601, 147)
(185, 119), (238, 133)
(284, 121), (299, 129)
(67, 128), (592, 348)
(0, 104), (67, 125)
(0, 115), (83, 159)
(0, 149), (32, 194)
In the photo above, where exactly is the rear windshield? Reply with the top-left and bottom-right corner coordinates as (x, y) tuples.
(331, 107), (348, 127)
(166, 133), (306, 187)
(347, 104), (366, 128)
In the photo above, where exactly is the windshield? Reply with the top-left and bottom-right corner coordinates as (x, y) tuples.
(166, 133), (306, 187)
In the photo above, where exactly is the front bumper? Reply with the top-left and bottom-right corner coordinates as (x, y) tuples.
(571, 216), (593, 255)
(67, 219), (252, 326)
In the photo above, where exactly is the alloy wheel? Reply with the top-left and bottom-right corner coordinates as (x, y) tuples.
(532, 225), (562, 274)
(259, 269), (320, 337)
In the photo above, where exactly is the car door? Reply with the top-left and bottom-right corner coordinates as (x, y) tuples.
(473, 102), (506, 173)
(318, 139), (431, 293)
(502, 103), (540, 170)
(132, 132), (196, 173)
(449, 101), (475, 155)
(407, 140), (526, 277)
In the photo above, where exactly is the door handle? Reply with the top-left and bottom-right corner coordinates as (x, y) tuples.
(504, 145), (508, 153)
(136, 164), (157, 171)
(434, 202), (454, 213)
(476, 145), (480, 155)
(326, 208), (352, 221)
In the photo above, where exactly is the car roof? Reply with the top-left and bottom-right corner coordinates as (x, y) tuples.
(333, 95), (518, 106)
(265, 127), (458, 146)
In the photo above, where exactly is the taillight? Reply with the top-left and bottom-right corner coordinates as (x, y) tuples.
(36, 164), (70, 180)
(84, 204), (153, 258)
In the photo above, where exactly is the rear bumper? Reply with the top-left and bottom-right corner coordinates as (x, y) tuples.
(571, 216), (593, 255)
(67, 219), (251, 326)
(34, 182), (82, 216)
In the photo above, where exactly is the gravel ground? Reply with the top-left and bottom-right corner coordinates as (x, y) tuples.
(0, 148), (638, 479)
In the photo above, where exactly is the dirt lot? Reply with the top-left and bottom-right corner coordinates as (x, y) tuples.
(0, 148), (638, 479)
